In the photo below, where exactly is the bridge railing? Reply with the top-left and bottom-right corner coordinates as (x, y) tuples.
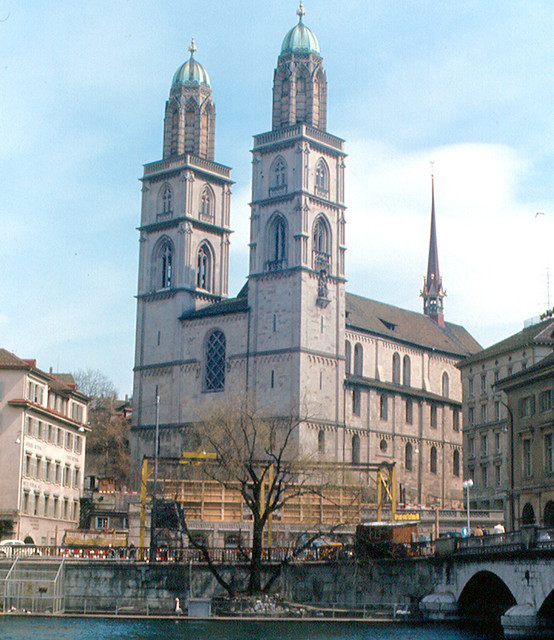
(454, 527), (554, 556)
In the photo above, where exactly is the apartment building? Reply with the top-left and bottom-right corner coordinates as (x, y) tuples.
(0, 349), (88, 545)
(457, 316), (554, 527)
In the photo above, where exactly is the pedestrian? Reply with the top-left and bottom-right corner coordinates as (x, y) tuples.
(175, 597), (183, 616)
(493, 523), (505, 534)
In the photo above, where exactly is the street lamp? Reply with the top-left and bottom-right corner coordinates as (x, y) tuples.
(463, 479), (474, 534)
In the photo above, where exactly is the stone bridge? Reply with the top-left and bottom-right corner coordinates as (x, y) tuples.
(420, 527), (554, 638)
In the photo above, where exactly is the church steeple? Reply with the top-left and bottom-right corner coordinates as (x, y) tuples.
(421, 172), (446, 326)
(272, 3), (327, 131)
(163, 40), (215, 160)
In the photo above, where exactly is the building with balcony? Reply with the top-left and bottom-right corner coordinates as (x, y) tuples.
(0, 349), (89, 545)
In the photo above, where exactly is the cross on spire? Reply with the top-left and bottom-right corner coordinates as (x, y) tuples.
(297, 1), (305, 22)
(189, 38), (196, 57)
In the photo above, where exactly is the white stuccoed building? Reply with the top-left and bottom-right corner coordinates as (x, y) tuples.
(0, 349), (88, 546)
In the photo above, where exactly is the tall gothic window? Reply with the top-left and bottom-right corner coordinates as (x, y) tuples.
(318, 429), (325, 454)
(315, 158), (329, 195)
(345, 340), (352, 375)
(312, 215), (331, 271)
(155, 239), (173, 289)
(430, 446), (438, 474)
(200, 186), (213, 219)
(196, 242), (213, 291)
(453, 450), (460, 477)
(403, 355), (411, 387)
(351, 434), (360, 465)
(160, 184), (172, 215)
(205, 330), (226, 392)
(405, 442), (413, 471)
(442, 372), (450, 398)
(271, 157), (287, 190)
(392, 353), (401, 384)
(266, 214), (287, 271)
(353, 343), (363, 377)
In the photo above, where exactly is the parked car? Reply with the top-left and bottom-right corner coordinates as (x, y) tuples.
(0, 539), (40, 557)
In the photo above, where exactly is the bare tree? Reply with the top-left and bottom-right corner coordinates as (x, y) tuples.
(173, 400), (351, 596)
(73, 368), (117, 399)
(73, 369), (129, 483)
(85, 396), (130, 483)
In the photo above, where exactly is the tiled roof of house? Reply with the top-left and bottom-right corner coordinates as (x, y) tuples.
(177, 285), (481, 358)
(0, 348), (33, 369)
(180, 295), (248, 321)
(458, 317), (554, 368)
(345, 292), (482, 357)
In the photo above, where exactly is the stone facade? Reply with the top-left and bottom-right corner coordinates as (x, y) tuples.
(0, 349), (88, 545)
(496, 350), (554, 529)
(457, 316), (554, 525)
(131, 10), (481, 509)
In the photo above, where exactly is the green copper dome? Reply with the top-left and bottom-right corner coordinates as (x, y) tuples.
(172, 39), (211, 88)
(281, 3), (320, 54)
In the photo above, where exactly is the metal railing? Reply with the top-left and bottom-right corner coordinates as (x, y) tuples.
(454, 527), (554, 556)
(1, 557), (64, 613)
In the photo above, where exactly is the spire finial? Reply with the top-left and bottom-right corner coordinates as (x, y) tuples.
(421, 166), (446, 326)
(297, 1), (305, 22)
(189, 38), (196, 57)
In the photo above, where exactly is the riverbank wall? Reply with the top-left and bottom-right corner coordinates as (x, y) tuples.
(60, 559), (440, 613)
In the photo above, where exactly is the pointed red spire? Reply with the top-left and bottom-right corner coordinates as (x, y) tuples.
(421, 172), (446, 326)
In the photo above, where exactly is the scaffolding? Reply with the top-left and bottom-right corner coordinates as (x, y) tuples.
(1, 557), (64, 613)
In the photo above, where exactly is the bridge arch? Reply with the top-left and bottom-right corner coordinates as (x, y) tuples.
(538, 589), (554, 623)
(458, 570), (516, 622)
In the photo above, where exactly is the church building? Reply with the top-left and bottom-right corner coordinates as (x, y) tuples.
(130, 5), (481, 509)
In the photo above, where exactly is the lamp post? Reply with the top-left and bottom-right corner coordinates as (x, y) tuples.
(463, 479), (474, 534)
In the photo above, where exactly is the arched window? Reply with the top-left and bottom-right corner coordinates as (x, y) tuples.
(271, 157), (287, 191)
(353, 343), (363, 376)
(392, 353), (401, 384)
(521, 503), (535, 525)
(154, 238), (173, 290)
(266, 214), (287, 271)
(200, 186), (214, 219)
(345, 341), (352, 375)
(315, 158), (329, 195)
(159, 183), (172, 215)
(442, 372), (450, 398)
(403, 355), (411, 387)
(318, 429), (325, 454)
(544, 501), (554, 528)
(352, 434), (360, 465)
(313, 215), (330, 255)
(453, 450), (460, 477)
(405, 443), (413, 471)
(196, 242), (213, 291)
(184, 98), (198, 154)
(430, 446), (438, 474)
(205, 330), (226, 392)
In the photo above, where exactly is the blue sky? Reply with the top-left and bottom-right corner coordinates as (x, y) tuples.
(0, 1), (552, 397)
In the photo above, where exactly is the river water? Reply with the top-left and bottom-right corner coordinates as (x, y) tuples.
(0, 618), (494, 640)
